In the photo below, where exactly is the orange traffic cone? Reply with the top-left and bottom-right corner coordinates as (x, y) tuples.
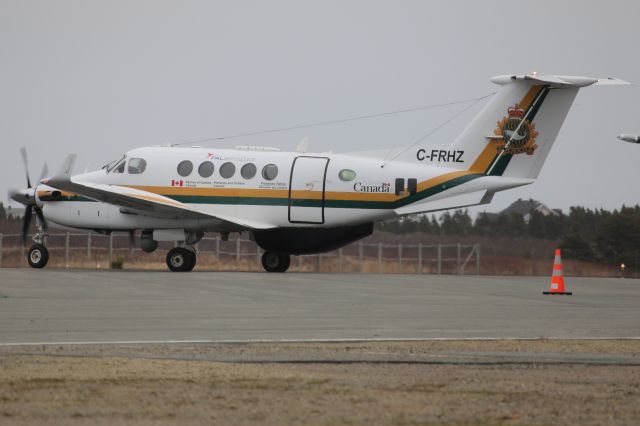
(543, 249), (572, 295)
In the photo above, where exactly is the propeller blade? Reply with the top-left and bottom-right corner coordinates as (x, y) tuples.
(39, 163), (49, 183)
(20, 147), (32, 188)
(21, 205), (33, 245)
(129, 230), (136, 249)
(9, 188), (30, 206)
(8, 189), (20, 203)
(34, 206), (47, 231)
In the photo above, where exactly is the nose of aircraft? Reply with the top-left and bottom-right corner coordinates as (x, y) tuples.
(10, 147), (50, 244)
(10, 147), (50, 206)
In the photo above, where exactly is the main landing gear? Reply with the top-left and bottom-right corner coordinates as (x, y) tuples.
(166, 246), (197, 272)
(261, 252), (291, 273)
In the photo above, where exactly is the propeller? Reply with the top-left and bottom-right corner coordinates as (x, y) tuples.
(19, 147), (32, 189)
(21, 205), (33, 245)
(11, 148), (48, 245)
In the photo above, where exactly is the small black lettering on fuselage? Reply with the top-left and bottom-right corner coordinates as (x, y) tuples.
(353, 182), (391, 193)
(416, 149), (464, 163)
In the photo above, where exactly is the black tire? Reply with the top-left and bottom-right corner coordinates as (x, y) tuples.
(166, 247), (195, 272)
(27, 244), (49, 269)
(261, 252), (291, 273)
(184, 247), (197, 272)
(280, 254), (291, 272)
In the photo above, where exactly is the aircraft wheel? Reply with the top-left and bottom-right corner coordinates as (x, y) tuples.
(166, 247), (195, 272)
(261, 252), (290, 273)
(184, 246), (197, 271)
(27, 244), (49, 269)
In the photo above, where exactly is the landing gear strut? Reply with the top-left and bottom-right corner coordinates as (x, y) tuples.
(27, 220), (49, 269)
(261, 252), (291, 273)
(166, 246), (197, 272)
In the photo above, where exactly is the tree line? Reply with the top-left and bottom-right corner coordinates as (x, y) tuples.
(377, 205), (640, 267)
(0, 202), (22, 221)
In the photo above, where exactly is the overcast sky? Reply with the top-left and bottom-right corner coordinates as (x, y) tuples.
(1, 0), (639, 216)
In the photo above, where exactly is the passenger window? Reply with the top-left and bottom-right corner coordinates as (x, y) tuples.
(198, 161), (214, 178)
(177, 160), (193, 177)
(339, 169), (356, 181)
(241, 163), (257, 179)
(262, 164), (278, 181)
(128, 158), (147, 174)
(219, 162), (236, 179)
(113, 159), (125, 174)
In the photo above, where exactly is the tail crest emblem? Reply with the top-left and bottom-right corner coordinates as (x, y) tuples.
(493, 104), (539, 155)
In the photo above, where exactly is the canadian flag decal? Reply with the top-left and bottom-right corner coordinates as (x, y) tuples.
(171, 180), (183, 187)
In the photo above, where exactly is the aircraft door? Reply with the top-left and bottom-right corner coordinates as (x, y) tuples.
(288, 156), (329, 224)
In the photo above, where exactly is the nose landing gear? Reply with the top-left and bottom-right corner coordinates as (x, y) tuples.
(166, 246), (197, 272)
(261, 252), (291, 273)
(26, 220), (49, 269)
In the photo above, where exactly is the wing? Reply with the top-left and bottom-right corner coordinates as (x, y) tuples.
(46, 156), (275, 230)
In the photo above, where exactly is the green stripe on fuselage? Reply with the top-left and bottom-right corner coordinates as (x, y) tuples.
(43, 172), (484, 210)
(167, 173), (483, 210)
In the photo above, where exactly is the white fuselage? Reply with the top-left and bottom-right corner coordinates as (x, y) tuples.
(37, 145), (530, 233)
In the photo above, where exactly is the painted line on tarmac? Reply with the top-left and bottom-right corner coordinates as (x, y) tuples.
(2, 336), (640, 347)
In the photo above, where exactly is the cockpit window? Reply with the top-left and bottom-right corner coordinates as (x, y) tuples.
(103, 155), (125, 173)
(112, 158), (126, 174)
(128, 158), (147, 174)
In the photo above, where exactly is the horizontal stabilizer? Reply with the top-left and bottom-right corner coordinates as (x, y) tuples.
(490, 74), (631, 87)
(394, 190), (491, 215)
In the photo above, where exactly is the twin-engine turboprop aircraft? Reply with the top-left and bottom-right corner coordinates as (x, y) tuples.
(9, 73), (629, 272)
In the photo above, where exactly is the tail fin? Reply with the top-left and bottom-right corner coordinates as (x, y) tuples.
(453, 74), (629, 179)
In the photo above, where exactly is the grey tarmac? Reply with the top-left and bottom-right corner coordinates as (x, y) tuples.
(2, 269), (640, 425)
(0, 269), (638, 344)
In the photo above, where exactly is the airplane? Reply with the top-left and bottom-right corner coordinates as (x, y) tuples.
(9, 73), (629, 272)
(618, 134), (640, 144)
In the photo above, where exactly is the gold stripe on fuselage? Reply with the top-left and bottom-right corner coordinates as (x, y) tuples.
(127, 185), (401, 202)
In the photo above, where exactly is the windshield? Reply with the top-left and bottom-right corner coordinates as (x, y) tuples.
(102, 155), (126, 173)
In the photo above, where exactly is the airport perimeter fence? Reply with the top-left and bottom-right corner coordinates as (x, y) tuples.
(0, 232), (480, 275)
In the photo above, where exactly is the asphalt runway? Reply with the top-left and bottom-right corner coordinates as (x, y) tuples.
(0, 269), (638, 344)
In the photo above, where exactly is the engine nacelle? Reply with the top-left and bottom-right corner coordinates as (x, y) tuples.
(254, 223), (373, 255)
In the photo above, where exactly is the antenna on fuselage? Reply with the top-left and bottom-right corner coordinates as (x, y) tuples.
(296, 137), (310, 153)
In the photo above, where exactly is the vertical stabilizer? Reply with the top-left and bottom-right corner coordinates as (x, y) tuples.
(451, 74), (628, 179)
